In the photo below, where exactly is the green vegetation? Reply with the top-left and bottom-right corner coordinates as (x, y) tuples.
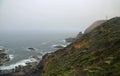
(38, 17), (120, 76)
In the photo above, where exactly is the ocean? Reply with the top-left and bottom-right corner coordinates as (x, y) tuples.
(0, 31), (76, 72)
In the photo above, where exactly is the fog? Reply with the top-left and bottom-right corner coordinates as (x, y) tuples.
(0, 0), (120, 33)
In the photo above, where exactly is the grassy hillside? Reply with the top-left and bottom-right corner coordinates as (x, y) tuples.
(37, 17), (120, 76)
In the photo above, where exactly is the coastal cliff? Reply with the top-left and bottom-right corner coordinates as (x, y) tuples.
(36, 17), (120, 76)
(1, 17), (120, 76)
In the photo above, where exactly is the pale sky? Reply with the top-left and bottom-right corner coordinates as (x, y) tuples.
(0, 0), (120, 33)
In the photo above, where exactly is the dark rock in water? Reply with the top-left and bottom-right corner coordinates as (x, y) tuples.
(0, 49), (10, 65)
(0, 53), (7, 58)
(0, 54), (10, 65)
(0, 48), (8, 53)
(28, 48), (36, 51)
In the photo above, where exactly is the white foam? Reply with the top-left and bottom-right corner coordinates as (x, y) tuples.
(40, 50), (52, 56)
(62, 39), (66, 43)
(0, 58), (37, 70)
(41, 42), (47, 45)
(52, 44), (67, 48)
(61, 44), (67, 47)
(52, 44), (58, 47)
(9, 54), (14, 60)
(37, 55), (42, 59)
(41, 41), (50, 45)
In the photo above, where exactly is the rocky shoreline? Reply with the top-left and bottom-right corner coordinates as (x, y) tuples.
(0, 56), (40, 76)
(1, 17), (120, 76)
(0, 48), (10, 66)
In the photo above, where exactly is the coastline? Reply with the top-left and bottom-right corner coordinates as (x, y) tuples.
(0, 39), (68, 75)
(0, 57), (40, 75)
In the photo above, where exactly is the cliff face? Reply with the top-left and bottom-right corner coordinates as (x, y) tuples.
(37, 17), (120, 76)
(84, 20), (106, 34)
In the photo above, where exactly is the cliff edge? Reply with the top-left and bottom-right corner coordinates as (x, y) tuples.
(37, 17), (120, 76)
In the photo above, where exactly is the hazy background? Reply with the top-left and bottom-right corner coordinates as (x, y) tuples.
(0, 0), (120, 33)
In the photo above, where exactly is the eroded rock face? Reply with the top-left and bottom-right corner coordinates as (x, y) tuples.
(35, 53), (51, 76)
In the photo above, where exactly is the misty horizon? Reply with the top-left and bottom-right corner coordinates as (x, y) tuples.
(0, 0), (120, 33)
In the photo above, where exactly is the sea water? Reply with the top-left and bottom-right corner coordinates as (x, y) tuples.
(0, 31), (76, 71)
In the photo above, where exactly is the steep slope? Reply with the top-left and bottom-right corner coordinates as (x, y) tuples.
(37, 17), (120, 76)
(84, 20), (106, 34)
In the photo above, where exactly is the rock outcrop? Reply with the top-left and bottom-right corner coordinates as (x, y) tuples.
(0, 49), (10, 65)
(65, 32), (83, 43)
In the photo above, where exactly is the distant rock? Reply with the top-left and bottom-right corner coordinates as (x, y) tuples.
(76, 32), (83, 39)
(65, 38), (76, 43)
(65, 32), (83, 43)
(27, 48), (36, 51)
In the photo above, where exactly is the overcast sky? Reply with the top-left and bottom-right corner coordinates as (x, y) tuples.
(0, 0), (120, 33)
